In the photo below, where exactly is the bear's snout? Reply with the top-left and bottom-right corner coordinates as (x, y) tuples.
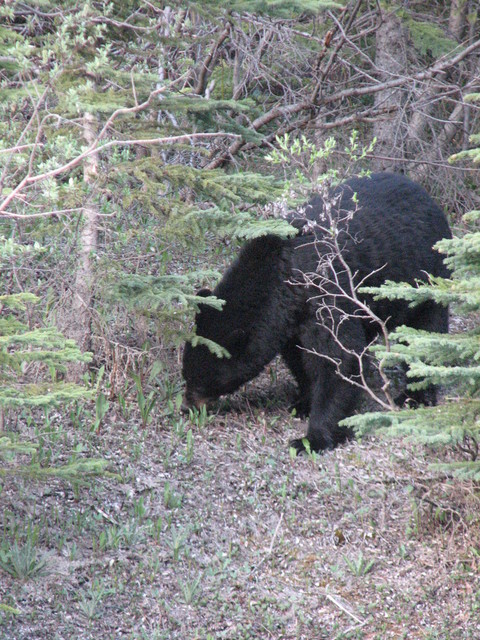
(181, 390), (210, 413)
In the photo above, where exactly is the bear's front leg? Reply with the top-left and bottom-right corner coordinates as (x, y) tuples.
(281, 338), (311, 418)
(290, 357), (358, 453)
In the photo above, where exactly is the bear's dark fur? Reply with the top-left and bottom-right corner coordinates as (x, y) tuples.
(182, 173), (451, 452)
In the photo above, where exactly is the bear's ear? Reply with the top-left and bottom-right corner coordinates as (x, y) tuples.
(196, 288), (212, 298)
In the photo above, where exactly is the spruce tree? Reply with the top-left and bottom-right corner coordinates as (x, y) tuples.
(0, 1), (297, 360)
(0, 238), (108, 481)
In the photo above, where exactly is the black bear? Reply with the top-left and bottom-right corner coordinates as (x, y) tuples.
(182, 173), (451, 452)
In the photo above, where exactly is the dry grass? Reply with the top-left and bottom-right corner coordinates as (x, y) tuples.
(1, 367), (480, 639)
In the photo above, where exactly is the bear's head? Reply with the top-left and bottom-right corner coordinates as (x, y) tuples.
(182, 288), (251, 410)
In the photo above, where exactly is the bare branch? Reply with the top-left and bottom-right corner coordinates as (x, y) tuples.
(0, 207), (105, 220)
(292, 187), (399, 411)
(311, 0), (365, 105)
(194, 23), (231, 96)
(202, 13), (480, 173)
(204, 101), (311, 169)
(323, 38), (480, 107)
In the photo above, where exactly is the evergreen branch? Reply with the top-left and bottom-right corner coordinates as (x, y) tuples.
(0, 131), (240, 218)
(0, 383), (92, 409)
(430, 461), (480, 480)
(0, 69), (237, 216)
(178, 207), (296, 240)
(190, 335), (231, 359)
(0, 436), (37, 456)
(0, 292), (39, 309)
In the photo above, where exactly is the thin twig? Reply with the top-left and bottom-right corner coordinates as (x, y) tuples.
(249, 512), (284, 574)
(322, 590), (366, 625)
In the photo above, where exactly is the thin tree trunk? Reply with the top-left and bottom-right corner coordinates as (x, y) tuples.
(449, 0), (467, 41)
(69, 112), (99, 367)
(372, 10), (408, 171)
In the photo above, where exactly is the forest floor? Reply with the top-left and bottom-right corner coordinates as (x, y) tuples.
(1, 363), (480, 640)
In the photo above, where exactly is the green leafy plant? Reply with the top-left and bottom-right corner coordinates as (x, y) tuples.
(0, 540), (50, 580)
(77, 579), (113, 623)
(163, 482), (183, 510)
(183, 428), (195, 464)
(130, 371), (156, 428)
(168, 525), (190, 563)
(344, 551), (375, 577)
(178, 573), (203, 605)
(188, 405), (214, 430)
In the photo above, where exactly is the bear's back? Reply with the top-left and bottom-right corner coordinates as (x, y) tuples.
(288, 172), (451, 286)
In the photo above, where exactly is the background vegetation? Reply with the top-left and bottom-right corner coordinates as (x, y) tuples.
(1, 1), (480, 638)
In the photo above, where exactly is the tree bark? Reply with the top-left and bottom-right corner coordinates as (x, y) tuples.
(69, 112), (99, 367)
(449, 0), (467, 41)
(372, 10), (408, 171)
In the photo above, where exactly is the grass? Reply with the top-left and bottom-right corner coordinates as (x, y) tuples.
(1, 366), (480, 639)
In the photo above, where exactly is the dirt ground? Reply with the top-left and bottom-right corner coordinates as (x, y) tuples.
(1, 367), (480, 640)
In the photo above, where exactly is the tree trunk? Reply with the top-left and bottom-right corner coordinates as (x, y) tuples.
(372, 10), (408, 171)
(69, 113), (99, 369)
(449, 0), (467, 41)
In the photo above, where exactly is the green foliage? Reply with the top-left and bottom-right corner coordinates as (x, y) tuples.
(115, 273), (222, 313)
(0, 291), (92, 411)
(267, 130), (376, 201)
(0, 239), (112, 484)
(131, 370), (157, 428)
(175, 205), (295, 241)
(346, 276), (480, 477)
(190, 335), (231, 359)
(0, 603), (21, 615)
(0, 540), (50, 579)
(344, 551), (375, 576)
(0, 1), (299, 358)
(450, 148), (480, 165)
(405, 18), (458, 58)
(449, 94), (480, 165)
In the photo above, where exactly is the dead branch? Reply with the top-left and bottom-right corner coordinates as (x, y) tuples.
(204, 101), (312, 169)
(202, 11), (480, 172)
(292, 190), (399, 411)
(194, 23), (231, 96)
(311, 0), (366, 105)
(323, 37), (480, 107)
